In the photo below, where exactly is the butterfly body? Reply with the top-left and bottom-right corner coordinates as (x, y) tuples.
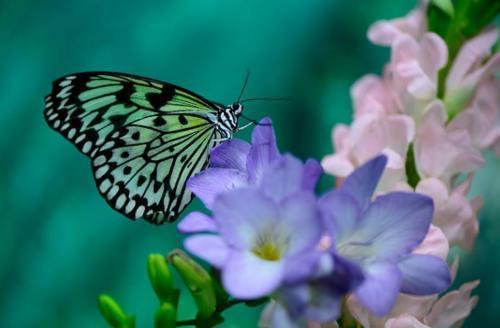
(44, 72), (243, 224)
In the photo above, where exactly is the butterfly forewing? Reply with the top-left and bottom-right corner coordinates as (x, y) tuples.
(44, 72), (221, 224)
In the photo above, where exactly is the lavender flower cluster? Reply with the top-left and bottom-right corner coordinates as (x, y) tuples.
(178, 118), (450, 326)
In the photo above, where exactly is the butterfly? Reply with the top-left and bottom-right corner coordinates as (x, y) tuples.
(44, 72), (248, 224)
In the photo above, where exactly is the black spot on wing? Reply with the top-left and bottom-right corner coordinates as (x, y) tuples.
(137, 175), (147, 187)
(153, 116), (166, 127)
(146, 86), (175, 109)
(178, 115), (188, 125)
(115, 83), (135, 106)
(109, 114), (128, 127)
(123, 166), (132, 175)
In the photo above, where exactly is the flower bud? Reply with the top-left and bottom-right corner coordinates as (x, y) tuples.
(168, 249), (216, 320)
(147, 254), (175, 303)
(97, 294), (135, 328)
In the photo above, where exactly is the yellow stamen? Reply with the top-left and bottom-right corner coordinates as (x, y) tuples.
(252, 242), (282, 261)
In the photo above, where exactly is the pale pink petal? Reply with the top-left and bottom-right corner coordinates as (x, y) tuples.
(351, 74), (399, 117)
(388, 33), (447, 120)
(382, 148), (405, 170)
(416, 177), (481, 250)
(416, 178), (449, 204)
(424, 281), (480, 328)
(385, 315), (430, 328)
(447, 29), (499, 91)
(413, 225), (449, 260)
(368, 8), (425, 46)
(448, 78), (500, 150)
(414, 100), (484, 183)
(321, 153), (354, 177)
(347, 293), (437, 328)
(419, 33), (448, 74)
(445, 29), (500, 114)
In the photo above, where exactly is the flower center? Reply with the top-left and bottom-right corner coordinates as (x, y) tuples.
(251, 225), (289, 261)
(252, 242), (283, 261)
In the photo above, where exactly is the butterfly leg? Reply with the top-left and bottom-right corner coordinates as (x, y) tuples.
(236, 121), (254, 131)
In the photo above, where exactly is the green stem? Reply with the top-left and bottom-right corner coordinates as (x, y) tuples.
(217, 299), (246, 312)
(174, 319), (197, 327)
(173, 298), (248, 327)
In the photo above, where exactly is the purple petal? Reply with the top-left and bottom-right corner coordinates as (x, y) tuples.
(187, 168), (248, 209)
(303, 286), (342, 322)
(247, 117), (280, 184)
(347, 192), (433, 262)
(213, 188), (278, 249)
(184, 235), (229, 268)
(302, 159), (323, 191)
(280, 283), (342, 323)
(328, 253), (365, 294)
(209, 139), (250, 170)
(252, 117), (278, 149)
(223, 251), (284, 299)
(259, 155), (305, 201)
(260, 302), (304, 328)
(283, 250), (324, 285)
(319, 190), (361, 242)
(398, 254), (451, 295)
(354, 262), (402, 316)
(279, 191), (323, 256)
(177, 212), (217, 233)
(340, 155), (387, 211)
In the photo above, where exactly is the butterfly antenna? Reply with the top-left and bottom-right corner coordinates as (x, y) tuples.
(240, 97), (293, 104)
(237, 69), (251, 103)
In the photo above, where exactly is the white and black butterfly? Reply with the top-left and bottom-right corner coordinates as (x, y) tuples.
(44, 72), (247, 224)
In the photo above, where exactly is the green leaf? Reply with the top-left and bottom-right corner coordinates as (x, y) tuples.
(168, 249), (217, 320)
(97, 294), (135, 328)
(430, 0), (455, 17)
(405, 144), (420, 189)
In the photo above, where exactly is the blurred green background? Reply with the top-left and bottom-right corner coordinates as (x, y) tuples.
(0, 0), (498, 327)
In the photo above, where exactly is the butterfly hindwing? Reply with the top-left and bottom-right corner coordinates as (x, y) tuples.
(92, 113), (215, 223)
(45, 72), (221, 224)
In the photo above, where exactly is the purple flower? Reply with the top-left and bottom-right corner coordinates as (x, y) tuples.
(187, 117), (323, 208)
(178, 155), (324, 299)
(319, 155), (451, 315)
(274, 253), (365, 323)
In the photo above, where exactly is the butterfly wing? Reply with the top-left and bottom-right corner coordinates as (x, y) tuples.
(44, 72), (221, 224)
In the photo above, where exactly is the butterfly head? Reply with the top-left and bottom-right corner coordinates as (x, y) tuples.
(230, 102), (244, 116)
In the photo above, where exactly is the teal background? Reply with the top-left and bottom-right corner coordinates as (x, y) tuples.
(0, 1), (498, 327)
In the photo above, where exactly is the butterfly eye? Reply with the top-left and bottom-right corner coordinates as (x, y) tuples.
(232, 103), (242, 114)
